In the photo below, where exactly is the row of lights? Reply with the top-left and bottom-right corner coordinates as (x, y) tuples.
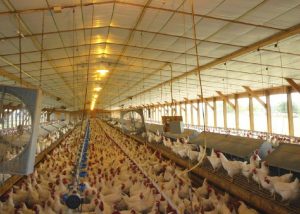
(90, 69), (109, 110)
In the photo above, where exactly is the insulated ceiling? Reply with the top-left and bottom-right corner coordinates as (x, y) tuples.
(0, 0), (300, 110)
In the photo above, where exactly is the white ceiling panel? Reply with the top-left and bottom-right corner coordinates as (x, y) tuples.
(230, 27), (279, 46)
(150, 0), (184, 11)
(107, 28), (131, 44)
(179, 0), (224, 15)
(111, 4), (142, 28)
(160, 13), (195, 36)
(0, 15), (19, 37)
(0, 0), (299, 109)
(208, 23), (255, 43)
(184, 17), (228, 39)
(208, 0), (264, 20)
(265, 5), (300, 29)
(238, 0), (300, 26)
(9, 0), (47, 10)
(147, 34), (178, 50)
(137, 8), (172, 32)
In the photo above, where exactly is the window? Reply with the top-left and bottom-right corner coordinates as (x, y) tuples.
(292, 93), (300, 137)
(191, 103), (198, 125)
(227, 99), (235, 129)
(253, 96), (267, 132)
(186, 103), (192, 125)
(181, 104), (186, 124)
(270, 94), (288, 135)
(176, 104), (180, 116)
(216, 101), (224, 127)
(238, 98), (250, 130)
(199, 102), (205, 126)
(157, 107), (162, 123)
(207, 102), (214, 127)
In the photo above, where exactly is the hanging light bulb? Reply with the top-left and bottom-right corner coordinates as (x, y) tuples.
(97, 69), (109, 76)
(94, 87), (102, 92)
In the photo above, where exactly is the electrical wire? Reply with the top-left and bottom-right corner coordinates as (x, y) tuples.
(179, 0), (207, 176)
(39, 11), (45, 87)
(72, 8), (76, 110)
(79, 3), (95, 137)
(18, 19), (22, 86)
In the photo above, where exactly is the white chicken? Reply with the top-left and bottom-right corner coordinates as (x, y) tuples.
(272, 178), (299, 201)
(207, 149), (221, 171)
(267, 173), (293, 183)
(219, 153), (244, 181)
(238, 201), (258, 214)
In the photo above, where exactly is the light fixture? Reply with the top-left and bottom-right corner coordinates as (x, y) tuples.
(90, 100), (95, 110)
(94, 87), (102, 92)
(97, 69), (109, 76)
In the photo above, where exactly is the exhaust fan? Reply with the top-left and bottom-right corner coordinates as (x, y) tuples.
(0, 85), (42, 175)
(120, 108), (146, 135)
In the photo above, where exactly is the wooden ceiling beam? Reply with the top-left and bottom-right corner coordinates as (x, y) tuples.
(242, 86), (267, 108)
(216, 91), (235, 109)
(285, 78), (300, 93)
(111, 22), (300, 108)
(0, 1), (281, 32)
(0, 68), (70, 105)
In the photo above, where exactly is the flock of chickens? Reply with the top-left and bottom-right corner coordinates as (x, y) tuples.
(0, 123), (82, 213)
(146, 130), (300, 204)
(0, 118), (298, 214)
(0, 123), (73, 185)
(104, 122), (260, 214)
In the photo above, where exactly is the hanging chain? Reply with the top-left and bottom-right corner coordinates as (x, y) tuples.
(258, 48), (264, 89)
(224, 62), (229, 94)
(276, 43), (285, 92)
(170, 64), (173, 115)
(18, 18), (22, 86)
(39, 11), (45, 87)
(72, 8), (76, 109)
(160, 69), (162, 101)
(191, 0), (205, 128)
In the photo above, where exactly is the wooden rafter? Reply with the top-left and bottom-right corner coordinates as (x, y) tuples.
(111, 22), (300, 107)
(216, 91), (235, 109)
(285, 78), (300, 93)
(206, 100), (214, 110)
(242, 86), (267, 108)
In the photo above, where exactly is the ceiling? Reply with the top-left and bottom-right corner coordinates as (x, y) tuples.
(0, 0), (300, 110)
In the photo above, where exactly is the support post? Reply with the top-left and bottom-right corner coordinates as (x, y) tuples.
(223, 100), (227, 128)
(213, 98), (217, 127)
(204, 102), (208, 126)
(191, 102), (194, 125)
(266, 91), (272, 133)
(235, 94), (239, 129)
(184, 102), (188, 125)
(287, 87), (294, 136)
(249, 95), (254, 131)
(197, 100), (201, 126)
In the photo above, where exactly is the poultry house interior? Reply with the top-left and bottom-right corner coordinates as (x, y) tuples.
(1, 0), (300, 213)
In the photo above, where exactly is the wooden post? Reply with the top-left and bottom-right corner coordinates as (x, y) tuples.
(235, 94), (239, 129)
(197, 101), (201, 126)
(184, 102), (188, 124)
(191, 102), (194, 125)
(15, 110), (18, 126)
(158, 106), (161, 122)
(213, 98), (217, 127)
(287, 87), (294, 136)
(173, 104), (176, 116)
(179, 104), (183, 116)
(266, 91), (272, 133)
(223, 99), (227, 128)
(249, 95), (254, 131)
(205, 102), (208, 126)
